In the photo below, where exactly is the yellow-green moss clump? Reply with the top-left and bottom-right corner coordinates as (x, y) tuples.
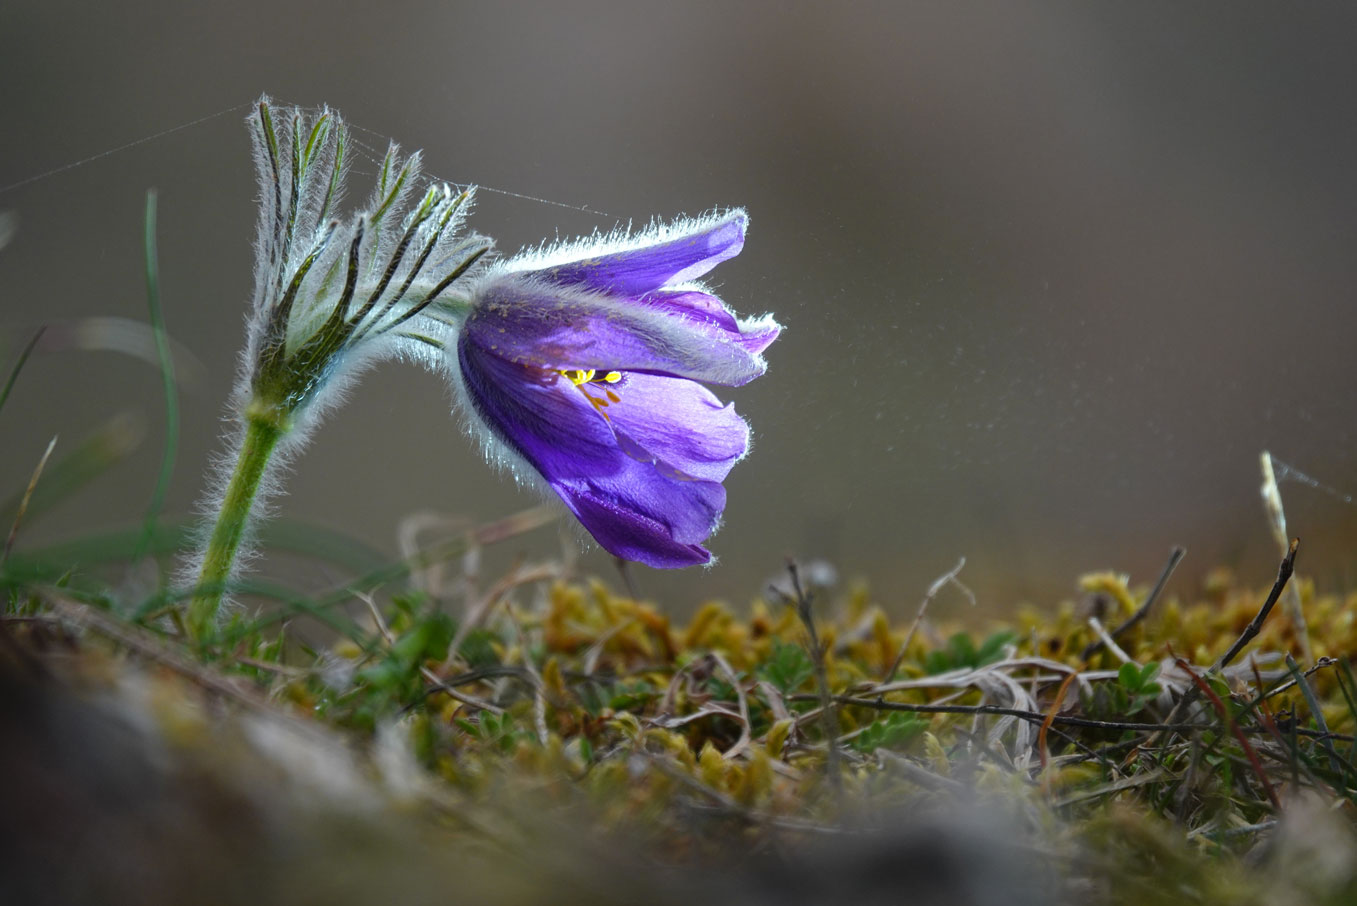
(7, 563), (1357, 905)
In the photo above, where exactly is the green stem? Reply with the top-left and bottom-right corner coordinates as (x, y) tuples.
(187, 411), (284, 641)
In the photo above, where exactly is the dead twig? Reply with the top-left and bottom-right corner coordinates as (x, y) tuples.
(1217, 538), (1298, 672)
(1144, 539), (1298, 751)
(773, 560), (842, 798)
(1085, 616), (1134, 665)
(1261, 656), (1338, 701)
(806, 693), (1351, 743)
(883, 556), (972, 684)
(711, 650), (752, 760)
(1080, 546), (1185, 661)
(441, 562), (558, 676)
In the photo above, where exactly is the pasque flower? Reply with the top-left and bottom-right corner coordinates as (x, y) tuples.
(186, 98), (488, 638)
(185, 96), (779, 642)
(440, 212), (780, 567)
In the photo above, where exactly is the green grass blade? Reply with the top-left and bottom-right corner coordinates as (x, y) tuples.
(135, 190), (179, 561)
(0, 326), (46, 415)
(0, 414), (142, 528)
(5, 517), (388, 576)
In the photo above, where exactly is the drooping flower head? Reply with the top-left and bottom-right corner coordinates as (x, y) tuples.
(438, 212), (780, 567)
(241, 97), (489, 434)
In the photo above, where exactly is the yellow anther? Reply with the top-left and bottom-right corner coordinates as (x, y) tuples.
(559, 369), (595, 386)
(560, 368), (621, 387)
(587, 394), (610, 416)
(556, 367), (625, 421)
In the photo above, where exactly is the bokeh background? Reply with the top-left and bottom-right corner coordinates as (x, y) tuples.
(3, 2), (1356, 617)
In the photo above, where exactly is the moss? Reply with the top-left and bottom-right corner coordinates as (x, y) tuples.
(8, 554), (1357, 901)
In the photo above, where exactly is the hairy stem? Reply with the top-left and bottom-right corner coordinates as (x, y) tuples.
(187, 412), (284, 641)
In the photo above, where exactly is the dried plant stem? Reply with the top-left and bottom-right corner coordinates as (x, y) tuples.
(187, 414), (284, 640)
(1215, 538), (1298, 672)
(784, 561), (842, 798)
(1080, 546), (1185, 661)
(1139, 539), (1298, 752)
(1261, 452), (1311, 662)
(809, 694), (1350, 742)
(2, 436), (57, 568)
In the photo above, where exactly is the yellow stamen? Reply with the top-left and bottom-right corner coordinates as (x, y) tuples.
(555, 368), (627, 420)
(561, 368), (597, 386)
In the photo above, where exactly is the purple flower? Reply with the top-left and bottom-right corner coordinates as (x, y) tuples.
(444, 211), (780, 567)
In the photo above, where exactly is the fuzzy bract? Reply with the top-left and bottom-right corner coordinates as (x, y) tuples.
(183, 99), (491, 633)
(242, 97), (489, 432)
(443, 211), (780, 567)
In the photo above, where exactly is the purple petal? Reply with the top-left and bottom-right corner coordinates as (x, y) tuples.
(464, 275), (772, 386)
(538, 211), (746, 295)
(642, 291), (781, 357)
(457, 334), (726, 567)
(605, 373), (750, 483)
(644, 290), (740, 332)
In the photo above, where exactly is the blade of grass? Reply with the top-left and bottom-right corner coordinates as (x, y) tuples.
(134, 190), (178, 561)
(127, 575), (374, 650)
(0, 326), (45, 415)
(1285, 652), (1346, 779)
(214, 505), (556, 645)
(2, 436), (57, 569)
(1175, 657), (1280, 810)
(1339, 659), (1357, 767)
(8, 518), (388, 585)
(0, 413), (142, 528)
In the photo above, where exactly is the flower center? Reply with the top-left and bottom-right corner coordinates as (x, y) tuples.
(559, 368), (622, 416)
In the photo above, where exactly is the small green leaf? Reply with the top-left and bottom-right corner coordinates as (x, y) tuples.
(758, 640), (814, 693)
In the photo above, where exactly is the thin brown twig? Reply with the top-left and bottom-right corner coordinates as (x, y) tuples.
(1216, 538), (1298, 672)
(1260, 656), (1338, 701)
(1144, 539), (1298, 750)
(711, 650), (752, 760)
(776, 560), (843, 798)
(803, 693), (1352, 743)
(1080, 546), (1185, 661)
(441, 562), (557, 675)
(419, 665), (503, 715)
(883, 556), (971, 684)
(1085, 616), (1133, 664)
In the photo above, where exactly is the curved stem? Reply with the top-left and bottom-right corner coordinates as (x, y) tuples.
(187, 413), (283, 641)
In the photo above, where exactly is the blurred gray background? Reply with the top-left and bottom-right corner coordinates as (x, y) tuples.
(3, 2), (1356, 616)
